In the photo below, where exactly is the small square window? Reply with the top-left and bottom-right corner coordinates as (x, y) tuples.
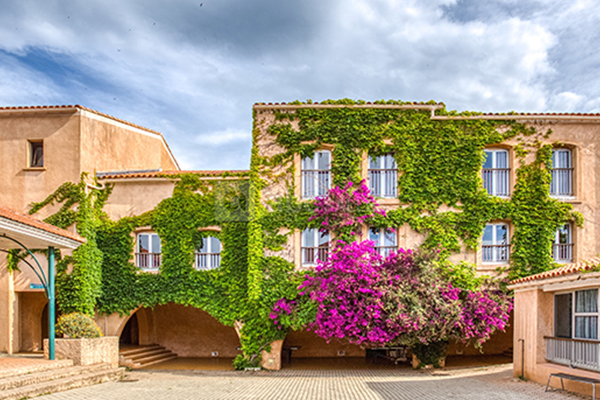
(29, 141), (44, 168)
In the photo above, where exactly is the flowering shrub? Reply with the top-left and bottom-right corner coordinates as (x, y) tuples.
(310, 181), (384, 239)
(271, 243), (512, 350)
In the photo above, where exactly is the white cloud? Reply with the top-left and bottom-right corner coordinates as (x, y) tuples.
(0, 0), (597, 169)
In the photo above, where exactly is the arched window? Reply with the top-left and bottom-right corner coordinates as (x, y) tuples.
(136, 232), (161, 270)
(482, 149), (510, 197)
(301, 228), (329, 266)
(302, 150), (331, 199)
(550, 149), (573, 197)
(369, 227), (397, 258)
(196, 236), (221, 270)
(482, 223), (510, 263)
(553, 223), (573, 263)
(368, 154), (397, 198)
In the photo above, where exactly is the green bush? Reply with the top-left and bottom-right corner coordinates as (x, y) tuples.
(56, 312), (103, 338)
(411, 340), (449, 368)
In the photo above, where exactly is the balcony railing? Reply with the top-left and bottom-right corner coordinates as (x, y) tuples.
(553, 243), (573, 263)
(302, 247), (329, 265)
(482, 244), (510, 263)
(369, 170), (398, 198)
(136, 253), (161, 270)
(482, 168), (510, 196)
(302, 171), (331, 199)
(550, 168), (573, 197)
(546, 336), (600, 372)
(195, 253), (221, 270)
(376, 246), (396, 259)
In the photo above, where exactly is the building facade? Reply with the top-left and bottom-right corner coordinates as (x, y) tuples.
(2, 101), (600, 371)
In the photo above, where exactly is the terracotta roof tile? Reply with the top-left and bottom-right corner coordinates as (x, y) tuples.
(0, 206), (85, 243)
(510, 257), (600, 285)
(97, 170), (249, 180)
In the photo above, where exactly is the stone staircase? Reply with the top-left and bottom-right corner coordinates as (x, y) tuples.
(0, 360), (124, 400)
(502, 347), (514, 358)
(119, 345), (177, 369)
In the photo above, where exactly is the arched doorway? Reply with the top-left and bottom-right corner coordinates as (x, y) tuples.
(119, 312), (139, 346)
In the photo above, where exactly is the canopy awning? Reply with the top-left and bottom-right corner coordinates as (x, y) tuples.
(0, 205), (85, 249)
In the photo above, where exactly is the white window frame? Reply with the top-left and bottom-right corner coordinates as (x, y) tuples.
(553, 223), (573, 263)
(482, 149), (510, 197)
(301, 228), (330, 266)
(195, 235), (222, 270)
(29, 140), (44, 168)
(368, 154), (398, 198)
(573, 289), (599, 339)
(555, 289), (600, 340)
(481, 223), (510, 264)
(302, 150), (331, 199)
(368, 227), (397, 258)
(550, 149), (574, 198)
(136, 232), (161, 270)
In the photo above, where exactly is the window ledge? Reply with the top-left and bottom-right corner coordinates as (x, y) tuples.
(550, 196), (577, 202)
(23, 167), (46, 172)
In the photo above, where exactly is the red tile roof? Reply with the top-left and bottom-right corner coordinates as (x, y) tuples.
(510, 257), (600, 285)
(0, 206), (85, 243)
(97, 170), (249, 180)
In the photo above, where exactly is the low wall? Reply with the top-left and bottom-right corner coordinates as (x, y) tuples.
(44, 336), (119, 368)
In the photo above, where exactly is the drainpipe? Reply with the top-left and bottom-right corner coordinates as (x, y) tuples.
(518, 338), (525, 378)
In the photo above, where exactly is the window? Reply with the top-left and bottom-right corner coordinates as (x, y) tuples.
(555, 289), (600, 339)
(302, 150), (331, 199)
(369, 227), (397, 258)
(368, 154), (397, 198)
(550, 149), (573, 197)
(482, 149), (510, 197)
(196, 236), (221, 270)
(553, 223), (573, 263)
(301, 228), (329, 266)
(136, 233), (161, 270)
(29, 141), (44, 168)
(482, 223), (510, 263)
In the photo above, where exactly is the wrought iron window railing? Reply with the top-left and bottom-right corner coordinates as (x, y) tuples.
(482, 168), (510, 197)
(550, 168), (574, 197)
(302, 170), (331, 199)
(136, 253), (162, 270)
(553, 243), (573, 263)
(195, 252), (221, 270)
(302, 246), (329, 265)
(482, 244), (510, 263)
(369, 169), (398, 198)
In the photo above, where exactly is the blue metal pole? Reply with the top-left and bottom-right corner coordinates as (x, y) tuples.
(48, 246), (55, 360)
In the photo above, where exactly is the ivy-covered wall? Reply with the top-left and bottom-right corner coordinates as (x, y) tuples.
(29, 99), (584, 367)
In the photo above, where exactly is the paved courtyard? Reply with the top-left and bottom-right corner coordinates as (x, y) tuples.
(37, 364), (587, 400)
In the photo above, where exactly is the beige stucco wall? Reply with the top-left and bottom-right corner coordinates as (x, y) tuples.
(102, 180), (176, 220)
(0, 111), (81, 217)
(79, 111), (178, 174)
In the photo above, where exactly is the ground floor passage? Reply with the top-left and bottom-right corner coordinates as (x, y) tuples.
(38, 365), (582, 400)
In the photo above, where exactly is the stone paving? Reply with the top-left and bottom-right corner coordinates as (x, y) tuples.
(39, 364), (585, 400)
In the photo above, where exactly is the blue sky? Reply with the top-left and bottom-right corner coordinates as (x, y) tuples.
(0, 0), (599, 170)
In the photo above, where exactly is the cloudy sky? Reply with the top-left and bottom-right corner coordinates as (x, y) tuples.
(0, 0), (599, 170)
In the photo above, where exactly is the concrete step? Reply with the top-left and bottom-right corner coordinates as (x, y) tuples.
(133, 351), (178, 366)
(0, 363), (112, 391)
(134, 354), (178, 369)
(127, 348), (170, 361)
(0, 359), (73, 380)
(119, 345), (163, 356)
(119, 345), (177, 369)
(0, 365), (124, 400)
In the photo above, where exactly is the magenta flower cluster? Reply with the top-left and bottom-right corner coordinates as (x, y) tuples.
(271, 241), (512, 347)
(310, 180), (385, 235)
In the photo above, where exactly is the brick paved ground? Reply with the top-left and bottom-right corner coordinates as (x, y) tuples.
(39, 364), (585, 400)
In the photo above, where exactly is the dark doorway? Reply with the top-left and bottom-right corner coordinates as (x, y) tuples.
(120, 313), (139, 346)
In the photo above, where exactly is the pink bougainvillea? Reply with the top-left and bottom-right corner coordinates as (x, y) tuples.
(271, 242), (512, 348)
